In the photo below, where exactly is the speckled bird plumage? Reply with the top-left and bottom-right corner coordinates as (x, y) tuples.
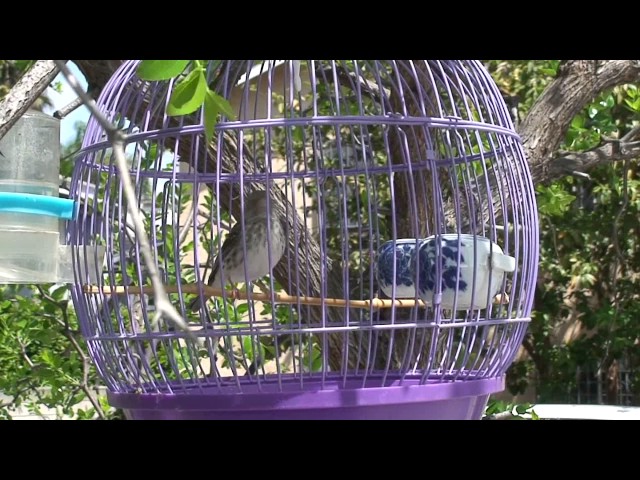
(190, 189), (287, 312)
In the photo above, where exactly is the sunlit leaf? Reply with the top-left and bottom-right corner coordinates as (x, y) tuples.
(137, 60), (190, 81)
(168, 69), (207, 116)
(203, 89), (236, 142)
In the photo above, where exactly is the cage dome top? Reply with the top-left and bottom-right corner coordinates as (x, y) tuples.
(85, 60), (520, 145)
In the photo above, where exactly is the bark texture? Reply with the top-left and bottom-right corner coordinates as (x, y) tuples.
(0, 60), (62, 142)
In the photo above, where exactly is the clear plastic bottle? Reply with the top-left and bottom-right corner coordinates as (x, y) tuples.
(0, 109), (61, 283)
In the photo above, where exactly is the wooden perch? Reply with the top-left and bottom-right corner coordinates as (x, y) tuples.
(83, 283), (424, 309)
(82, 284), (509, 309)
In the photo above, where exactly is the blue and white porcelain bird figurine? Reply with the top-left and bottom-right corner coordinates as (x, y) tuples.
(377, 234), (516, 309)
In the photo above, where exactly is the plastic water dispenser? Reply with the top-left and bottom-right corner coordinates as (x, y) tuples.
(0, 109), (101, 284)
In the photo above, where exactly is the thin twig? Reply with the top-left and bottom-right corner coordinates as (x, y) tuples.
(0, 380), (33, 409)
(177, 184), (200, 247)
(546, 122), (640, 182)
(36, 285), (107, 419)
(598, 159), (631, 377)
(53, 96), (84, 119)
(621, 123), (640, 143)
(18, 342), (36, 368)
(571, 171), (591, 180)
(53, 60), (194, 340)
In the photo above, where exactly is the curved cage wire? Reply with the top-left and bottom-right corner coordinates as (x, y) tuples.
(68, 60), (538, 419)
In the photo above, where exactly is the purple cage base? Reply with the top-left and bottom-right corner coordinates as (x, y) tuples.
(108, 374), (504, 420)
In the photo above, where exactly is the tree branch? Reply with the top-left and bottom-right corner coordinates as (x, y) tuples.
(521, 336), (549, 379)
(518, 60), (640, 184)
(0, 60), (62, 142)
(73, 60), (124, 95)
(535, 132), (640, 180)
(0, 380), (33, 410)
(53, 60), (195, 341)
(7, 59), (634, 190)
(61, 59), (640, 195)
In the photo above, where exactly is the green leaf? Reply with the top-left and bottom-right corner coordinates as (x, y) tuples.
(14, 60), (36, 71)
(311, 353), (323, 372)
(236, 303), (249, 315)
(203, 89), (236, 142)
(624, 98), (640, 112)
(293, 127), (304, 144)
(211, 92), (235, 119)
(203, 91), (219, 142)
(259, 303), (273, 316)
(40, 349), (56, 367)
(484, 400), (507, 415)
(167, 69), (208, 116)
(33, 329), (56, 345)
(571, 115), (585, 129)
(602, 94), (615, 109)
(141, 143), (159, 170)
(137, 60), (190, 81)
(51, 285), (69, 301)
(242, 336), (254, 360)
(241, 336), (266, 366)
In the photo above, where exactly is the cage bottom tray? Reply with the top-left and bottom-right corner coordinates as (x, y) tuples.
(108, 374), (504, 420)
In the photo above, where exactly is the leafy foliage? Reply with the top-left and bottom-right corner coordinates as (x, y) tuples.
(0, 283), (121, 419)
(486, 61), (640, 405)
(0, 67), (122, 417)
(483, 399), (539, 420)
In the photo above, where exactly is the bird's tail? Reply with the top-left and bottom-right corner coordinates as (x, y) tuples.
(188, 296), (203, 312)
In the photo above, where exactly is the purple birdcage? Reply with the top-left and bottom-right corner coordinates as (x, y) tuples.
(68, 60), (539, 420)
